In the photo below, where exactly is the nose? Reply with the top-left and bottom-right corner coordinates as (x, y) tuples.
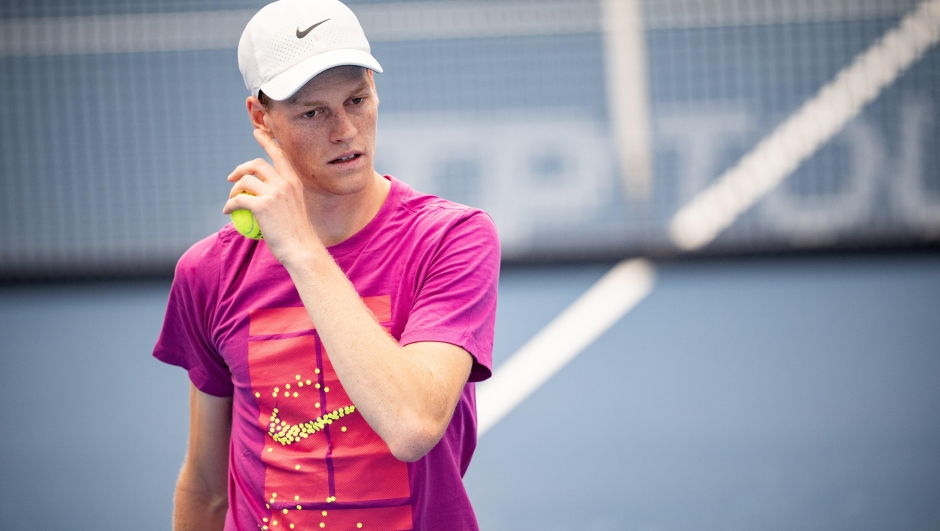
(329, 107), (357, 144)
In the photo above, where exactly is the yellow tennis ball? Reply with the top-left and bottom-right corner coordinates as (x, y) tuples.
(231, 193), (262, 239)
(232, 209), (262, 239)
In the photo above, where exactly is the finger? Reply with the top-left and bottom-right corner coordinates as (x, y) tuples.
(252, 128), (283, 162)
(253, 129), (296, 179)
(222, 192), (258, 215)
(227, 158), (274, 183)
(227, 174), (267, 199)
(222, 191), (264, 214)
(227, 158), (277, 183)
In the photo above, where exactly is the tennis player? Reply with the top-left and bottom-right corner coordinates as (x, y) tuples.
(152, 1), (499, 530)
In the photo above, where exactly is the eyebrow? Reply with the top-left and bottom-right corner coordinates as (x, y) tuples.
(290, 80), (372, 108)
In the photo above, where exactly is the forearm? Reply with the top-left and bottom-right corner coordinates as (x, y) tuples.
(173, 462), (228, 531)
(283, 245), (465, 461)
(175, 385), (232, 530)
(224, 130), (474, 460)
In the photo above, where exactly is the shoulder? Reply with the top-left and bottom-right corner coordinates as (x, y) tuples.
(392, 179), (499, 249)
(175, 225), (230, 274)
(173, 224), (257, 289)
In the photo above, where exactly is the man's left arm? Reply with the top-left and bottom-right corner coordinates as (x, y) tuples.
(224, 130), (495, 462)
(287, 252), (476, 463)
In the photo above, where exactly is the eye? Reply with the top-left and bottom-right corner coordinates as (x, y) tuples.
(303, 109), (318, 118)
(350, 97), (363, 105)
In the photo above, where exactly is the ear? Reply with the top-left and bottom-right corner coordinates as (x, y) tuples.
(246, 96), (275, 138)
(366, 69), (379, 106)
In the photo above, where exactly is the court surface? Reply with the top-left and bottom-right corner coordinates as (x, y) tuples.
(1, 253), (938, 530)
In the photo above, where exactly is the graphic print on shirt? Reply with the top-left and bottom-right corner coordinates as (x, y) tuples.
(247, 296), (413, 531)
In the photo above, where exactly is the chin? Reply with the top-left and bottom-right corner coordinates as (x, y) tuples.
(317, 169), (375, 196)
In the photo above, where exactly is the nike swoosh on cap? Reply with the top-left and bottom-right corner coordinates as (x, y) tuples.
(296, 18), (330, 39)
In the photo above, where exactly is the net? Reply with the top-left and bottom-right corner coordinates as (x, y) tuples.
(1, 0), (937, 278)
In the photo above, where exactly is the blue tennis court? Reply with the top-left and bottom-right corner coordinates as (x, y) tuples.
(2, 253), (938, 530)
(2, 1), (940, 529)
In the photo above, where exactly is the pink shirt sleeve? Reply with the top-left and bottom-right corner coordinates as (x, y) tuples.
(152, 234), (235, 397)
(398, 210), (500, 382)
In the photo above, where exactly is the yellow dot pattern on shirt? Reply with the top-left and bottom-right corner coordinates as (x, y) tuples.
(263, 374), (328, 403)
(268, 405), (356, 445)
(256, 366), (352, 531)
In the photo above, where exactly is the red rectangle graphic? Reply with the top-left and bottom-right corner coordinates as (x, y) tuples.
(250, 307), (314, 336)
(250, 296), (391, 336)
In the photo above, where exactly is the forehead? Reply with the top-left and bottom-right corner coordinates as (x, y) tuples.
(285, 66), (370, 105)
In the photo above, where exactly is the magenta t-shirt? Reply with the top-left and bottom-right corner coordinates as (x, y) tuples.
(153, 176), (499, 531)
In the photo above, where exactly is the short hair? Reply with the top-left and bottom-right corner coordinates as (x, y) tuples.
(257, 66), (367, 107)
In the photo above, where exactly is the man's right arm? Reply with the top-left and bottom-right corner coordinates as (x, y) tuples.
(174, 383), (232, 531)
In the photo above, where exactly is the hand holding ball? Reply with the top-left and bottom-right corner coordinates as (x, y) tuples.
(231, 193), (263, 240)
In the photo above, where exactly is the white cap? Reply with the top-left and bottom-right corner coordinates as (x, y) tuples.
(238, 0), (383, 101)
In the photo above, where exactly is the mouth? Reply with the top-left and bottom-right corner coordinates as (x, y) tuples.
(329, 152), (362, 164)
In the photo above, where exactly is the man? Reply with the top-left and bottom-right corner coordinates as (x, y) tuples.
(152, 1), (499, 530)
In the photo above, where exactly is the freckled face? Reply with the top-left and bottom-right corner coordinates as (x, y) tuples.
(263, 66), (379, 196)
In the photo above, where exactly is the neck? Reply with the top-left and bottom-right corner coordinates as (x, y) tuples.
(304, 172), (391, 247)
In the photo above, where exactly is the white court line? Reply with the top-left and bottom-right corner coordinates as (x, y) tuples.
(670, 0), (940, 250)
(477, 258), (656, 435)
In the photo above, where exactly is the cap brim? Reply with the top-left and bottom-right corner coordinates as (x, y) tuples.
(259, 49), (383, 101)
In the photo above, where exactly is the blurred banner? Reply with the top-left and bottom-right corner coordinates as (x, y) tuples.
(1, 0), (938, 277)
